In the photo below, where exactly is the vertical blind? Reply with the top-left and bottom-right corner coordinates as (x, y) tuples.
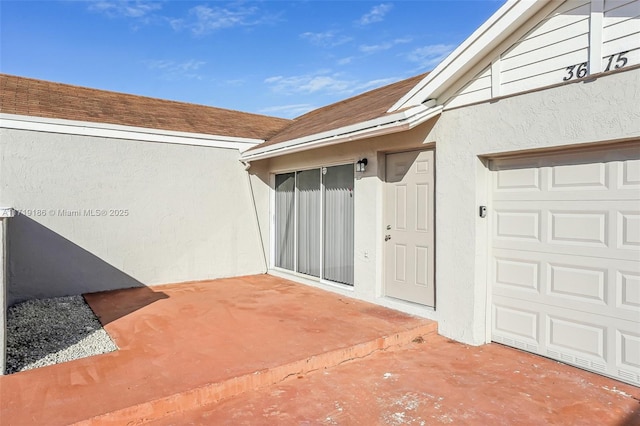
(323, 165), (355, 285)
(274, 164), (354, 286)
(274, 173), (295, 270)
(296, 169), (321, 277)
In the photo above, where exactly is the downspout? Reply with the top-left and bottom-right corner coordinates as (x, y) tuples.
(242, 161), (268, 273)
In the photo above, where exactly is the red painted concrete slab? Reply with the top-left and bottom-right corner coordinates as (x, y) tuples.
(0, 275), (436, 425)
(152, 335), (640, 426)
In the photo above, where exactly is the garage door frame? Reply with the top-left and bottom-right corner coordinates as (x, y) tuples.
(485, 141), (640, 386)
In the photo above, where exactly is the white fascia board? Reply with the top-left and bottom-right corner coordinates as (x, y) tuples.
(240, 105), (442, 162)
(389, 0), (550, 112)
(0, 113), (264, 151)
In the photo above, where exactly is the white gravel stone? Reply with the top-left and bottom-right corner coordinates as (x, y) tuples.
(5, 295), (117, 374)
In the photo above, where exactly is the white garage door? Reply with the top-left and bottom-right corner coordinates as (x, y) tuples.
(490, 143), (640, 386)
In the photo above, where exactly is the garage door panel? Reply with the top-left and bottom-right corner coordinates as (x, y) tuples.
(494, 256), (541, 292)
(550, 161), (607, 190)
(493, 248), (639, 322)
(493, 147), (640, 200)
(494, 209), (541, 241)
(493, 296), (640, 382)
(492, 298), (540, 352)
(548, 263), (607, 305)
(621, 157), (640, 188)
(493, 201), (640, 261)
(617, 270), (640, 314)
(617, 330), (640, 385)
(490, 144), (640, 386)
(547, 314), (606, 360)
(549, 210), (607, 246)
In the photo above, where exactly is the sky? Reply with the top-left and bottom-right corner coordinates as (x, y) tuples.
(1, 1), (505, 118)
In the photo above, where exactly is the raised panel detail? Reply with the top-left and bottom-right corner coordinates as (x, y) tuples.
(619, 331), (640, 369)
(618, 271), (640, 309)
(622, 158), (640, 186)
(494, 305), (538, 341)
(395, 185), (407, 230)
(416, 183), (428, 232)
(495, 258), (540, 291)
(495, 210), (540, 240)
(394, 245), (406, 282)
(496, 167), (540, 190)
(549, 264), (606, 303)
(619, 212), (640, 248)
(548, 316), (605, 358)
(415, 246), (428, 287)
(416, 160), (429, 173)
(550, 212), (607, 245)
(551, 163), (606, 189)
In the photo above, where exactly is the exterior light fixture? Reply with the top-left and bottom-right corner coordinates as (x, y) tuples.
(356, 158), (368, 172)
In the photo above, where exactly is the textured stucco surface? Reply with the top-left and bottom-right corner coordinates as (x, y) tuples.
(252, 68), (640, 346)
(428, 68), (640, 345)
(0, 130), (266, 305)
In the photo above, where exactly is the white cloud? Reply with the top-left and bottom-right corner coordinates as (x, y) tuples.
(407, 44), (456, 69)
(264, 72), (402, 99)
(359, 37), (411, 53)
(356, 77), (399, 92)
(145, 59), (206, 80)
(88, 1), (162, 18)
(265, 73), (354, 95)
(171, 4), (275, 35)
(300, 31), (352, 48)
(259, 104), (316, 118)
(358, 3), (393, 25)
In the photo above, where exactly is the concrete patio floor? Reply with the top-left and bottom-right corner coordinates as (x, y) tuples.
(1, 274), (638, 425)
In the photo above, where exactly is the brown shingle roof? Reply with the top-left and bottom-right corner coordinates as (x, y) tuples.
(0, 74), (291, 140)
(250, 73), (428, 151)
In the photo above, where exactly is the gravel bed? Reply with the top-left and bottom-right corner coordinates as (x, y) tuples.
(5, 295), (118, 374)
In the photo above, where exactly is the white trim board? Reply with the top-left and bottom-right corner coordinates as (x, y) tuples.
(240, 104), (442, 162)
(389, 0), (551, 111)
(0, 113), (264, 151)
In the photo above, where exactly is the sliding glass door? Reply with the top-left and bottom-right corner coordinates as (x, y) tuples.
(274, 164), (354, 285)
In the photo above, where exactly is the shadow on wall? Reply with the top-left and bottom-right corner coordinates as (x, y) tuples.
(7, 215), (168, 315)
(5, 215), (169, 373)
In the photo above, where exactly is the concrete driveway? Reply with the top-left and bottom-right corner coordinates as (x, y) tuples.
(1, 275), (637, 425)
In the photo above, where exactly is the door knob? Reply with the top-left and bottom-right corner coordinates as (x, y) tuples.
(385, 235), (391, 241)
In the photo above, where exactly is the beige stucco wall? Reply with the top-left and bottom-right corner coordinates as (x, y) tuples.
(0, 129), (267, 305)
(250, 67), (640, 346)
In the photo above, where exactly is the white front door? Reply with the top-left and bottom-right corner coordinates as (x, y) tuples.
(490, 143), (640, 386)
(384, 150), (435, 307)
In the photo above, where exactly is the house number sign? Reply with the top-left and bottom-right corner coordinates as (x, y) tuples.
(563, 51), (629, 81)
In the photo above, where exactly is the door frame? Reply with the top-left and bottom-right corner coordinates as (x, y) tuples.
(382, 148), (436, 307)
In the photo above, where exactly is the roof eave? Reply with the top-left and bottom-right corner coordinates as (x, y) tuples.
(388, 0), (551, 112)
(240, 104), (442, 162)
